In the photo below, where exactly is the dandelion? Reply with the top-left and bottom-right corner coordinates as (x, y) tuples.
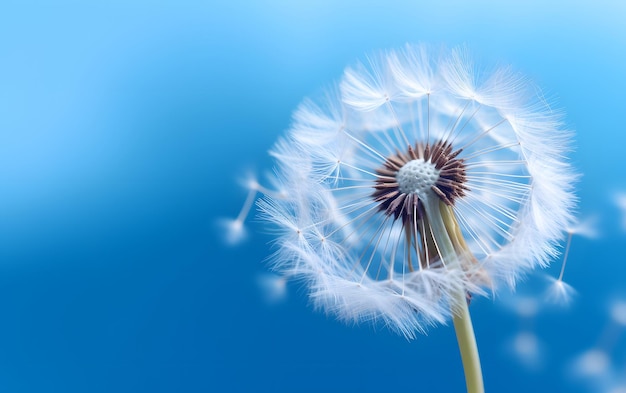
(254, 44), (577, 393)
(545, 216), (599, 305)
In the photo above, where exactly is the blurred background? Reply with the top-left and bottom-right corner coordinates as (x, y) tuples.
(1, 0), (625, 392)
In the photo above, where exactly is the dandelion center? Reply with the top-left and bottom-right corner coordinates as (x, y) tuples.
(396, 159), (440, 195)
(367, 139), (476, 274)
(373, 140), (468, 221)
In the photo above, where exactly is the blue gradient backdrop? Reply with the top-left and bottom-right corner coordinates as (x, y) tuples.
(1, 1), (625, 392)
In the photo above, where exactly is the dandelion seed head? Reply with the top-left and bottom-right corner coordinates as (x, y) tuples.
(259, 44), (577, 337)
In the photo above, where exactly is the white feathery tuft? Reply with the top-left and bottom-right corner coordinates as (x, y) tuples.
(567, 215), (601, 239)
(544, 275), (577, 306)
(387, 43), (437, 99)
(217, 217), (248, 246)
(341, 54), (398, 112)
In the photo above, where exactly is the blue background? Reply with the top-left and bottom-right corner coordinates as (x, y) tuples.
(1, 1), (625, 392)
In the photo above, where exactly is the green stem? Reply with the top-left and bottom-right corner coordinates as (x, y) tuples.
(424, 197), (485, 393)
(452, 294), (484, 393)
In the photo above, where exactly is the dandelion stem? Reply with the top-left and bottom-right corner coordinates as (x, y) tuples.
(452, 298), (484, 393)
(424, 197), (485, 393)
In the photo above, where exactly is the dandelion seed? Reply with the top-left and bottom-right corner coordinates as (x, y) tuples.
(567, 215), (601, 239)
(253, 44), (576, 393)
(500, 294), (545, 371)
(544, 216), (598, 306)
(257, 273), (288, 304)
(218, 173), (287, 246)
(508, 330), (544, 369)
(512, 296), (540, 319)
(573, 349), (611, 378)
(615, 193), (626, 231)
(544, 230), (576, 305)
(544, 276), (577, 305)
(225, 192), (256, 245)
(513, 331), (539, 358)
(610, 300), (626, 327)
